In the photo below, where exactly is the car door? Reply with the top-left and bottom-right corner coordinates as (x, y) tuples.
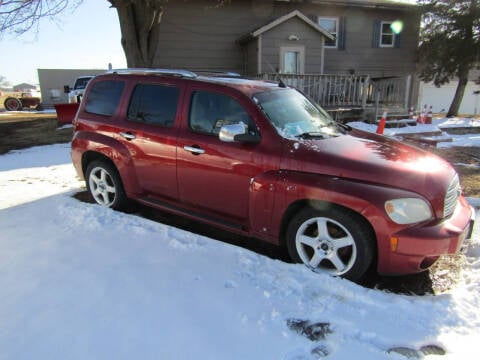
(177, 85), (276, 225)
(114, 79), (184, 202)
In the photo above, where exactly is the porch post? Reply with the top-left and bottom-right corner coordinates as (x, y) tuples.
(405, 74), (412, 110)
(257, 35), (263, 75)
(320, 37), (325, 74)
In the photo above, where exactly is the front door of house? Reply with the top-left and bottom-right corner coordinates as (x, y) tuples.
(280, 46), (305, 74)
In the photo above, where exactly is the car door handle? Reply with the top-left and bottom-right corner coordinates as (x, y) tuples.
(183, 145), (205, 155)
(119, 131), (136, 140)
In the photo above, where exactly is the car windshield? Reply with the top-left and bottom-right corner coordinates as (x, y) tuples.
(74, 77), (93, 90)
(253, 88), (346, 139)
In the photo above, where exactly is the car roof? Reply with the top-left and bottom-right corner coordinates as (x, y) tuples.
(94, 69), (284, 97)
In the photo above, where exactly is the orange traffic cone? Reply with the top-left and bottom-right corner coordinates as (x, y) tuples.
(376, 112), (387, 134)
(417, 105), (427, 124)
(409, 106), (415, 119)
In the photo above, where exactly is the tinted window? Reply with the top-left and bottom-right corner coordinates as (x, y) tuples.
(85, 80), (125, 116)
(189, 91), (255, 135)
(127, 84), (179, 126)
(74, 77), (93, 90)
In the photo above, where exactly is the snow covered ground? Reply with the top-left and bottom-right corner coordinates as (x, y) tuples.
(0, 142), (479, 359)
(348, 117), (480, 149)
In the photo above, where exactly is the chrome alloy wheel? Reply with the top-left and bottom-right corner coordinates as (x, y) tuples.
(88, 166), (117, 207)
(295, 217), (357, 276)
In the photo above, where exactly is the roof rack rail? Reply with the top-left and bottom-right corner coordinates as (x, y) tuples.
(196, 70), (242, 78)
(107, 68), (197, 78)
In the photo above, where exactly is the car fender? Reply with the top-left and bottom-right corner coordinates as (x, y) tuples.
(251, 170), (424, 247)
(72, 131), (142, 196)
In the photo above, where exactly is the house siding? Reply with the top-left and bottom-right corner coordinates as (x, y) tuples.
(261, 17), (325, 74)
(153, 0), (419, 77)
(317, 8), (420, 77)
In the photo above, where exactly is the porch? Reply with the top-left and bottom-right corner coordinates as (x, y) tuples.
(257, 73), (414, 122)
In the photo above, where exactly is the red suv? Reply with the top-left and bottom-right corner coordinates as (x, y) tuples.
(71, 69), (475, 282)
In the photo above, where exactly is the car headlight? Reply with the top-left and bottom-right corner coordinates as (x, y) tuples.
(385, 198), (433, 224)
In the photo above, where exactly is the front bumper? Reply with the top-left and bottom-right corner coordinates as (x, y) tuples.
(377, 196), (475, 275)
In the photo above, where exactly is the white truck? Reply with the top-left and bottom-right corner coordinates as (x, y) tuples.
(65, 76), (94, 103)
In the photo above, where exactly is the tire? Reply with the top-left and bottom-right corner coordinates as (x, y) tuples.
(4, 97), (23, 111)
(85, 160), (128, 210)
(286, 206), (374, 282)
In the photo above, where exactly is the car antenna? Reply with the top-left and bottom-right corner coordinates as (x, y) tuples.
(263, 56), (287, 88)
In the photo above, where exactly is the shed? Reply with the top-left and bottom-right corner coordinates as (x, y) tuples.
(237, 10), (335, 76)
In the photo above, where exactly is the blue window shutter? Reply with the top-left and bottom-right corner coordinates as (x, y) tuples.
(372, 19), (381, 48)
(338, 16), (346, 50)
(308, 14), (318, 23)
(394, 32), (401, 48)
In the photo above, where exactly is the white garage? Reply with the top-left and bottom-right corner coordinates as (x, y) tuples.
(419, 76), (480, 116)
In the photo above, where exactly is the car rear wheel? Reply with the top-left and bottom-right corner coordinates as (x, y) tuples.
(286, 206), (374, 282)
(86, 161), (128, 210)
(4, 97), (23, 111)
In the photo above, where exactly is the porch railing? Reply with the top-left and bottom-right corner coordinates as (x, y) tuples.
(257, 73), (411, 111)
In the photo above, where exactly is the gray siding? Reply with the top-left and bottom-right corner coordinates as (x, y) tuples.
(152, 0), (419, 77)
(244, 39), (258, 75)
(261, 17), (324, 74)
(318, 8), (420, 77)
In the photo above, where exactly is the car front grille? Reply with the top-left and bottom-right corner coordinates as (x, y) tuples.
(444, 174), (460, 218)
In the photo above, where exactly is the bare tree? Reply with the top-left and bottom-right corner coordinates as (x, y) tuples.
(108, 0), (165, 68)
(1, 0), (228, 67)
(107, 0), (229, 67)
(0, 75), (11, 88)
(0, 0), (82, 37)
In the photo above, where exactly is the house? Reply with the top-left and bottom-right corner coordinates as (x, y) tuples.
(155, 0), (419, 76)
(153, 0), (420, 117)
(13, 83), (37, 92)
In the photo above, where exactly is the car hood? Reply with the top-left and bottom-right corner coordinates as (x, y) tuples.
(280, 128), (456, 206)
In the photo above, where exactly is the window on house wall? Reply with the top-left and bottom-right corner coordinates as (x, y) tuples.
(380, 21), (394, 47)
(318, 17), (338, 48)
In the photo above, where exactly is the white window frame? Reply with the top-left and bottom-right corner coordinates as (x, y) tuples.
(318, 17), (338, 49)
(380, 21), (394, 48)
(279, 46), (305, 74)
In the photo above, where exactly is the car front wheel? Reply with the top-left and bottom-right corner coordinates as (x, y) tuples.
(86, 161), (128, 210)
(286, 206), (374, 282)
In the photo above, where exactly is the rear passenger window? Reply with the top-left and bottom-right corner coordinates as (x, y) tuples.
(127, 84), (179, 126)
(84, 80), (125, 116)
(189, 91), (255, 135)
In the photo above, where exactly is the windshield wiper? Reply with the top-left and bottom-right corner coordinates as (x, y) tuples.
(295, 132), (326, 139)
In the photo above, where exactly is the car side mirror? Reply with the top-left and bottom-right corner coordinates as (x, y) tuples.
(219, 123), (260, 144)
(63, 85), (71, 93)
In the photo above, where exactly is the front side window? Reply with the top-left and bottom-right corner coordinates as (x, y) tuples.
(318, 17), (338, 48)
(189, 91), (255, 135)
(253, 89), (345, 139)
(85, 80), (125, 116)
(127, 84), (179, 126)
(380, 21), (394, 47)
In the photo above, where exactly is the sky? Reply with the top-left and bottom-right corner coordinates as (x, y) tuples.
(0, 0), (127, 86)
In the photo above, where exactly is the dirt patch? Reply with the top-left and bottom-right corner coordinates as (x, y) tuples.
(0, 112), (72, 155)
(430, 146), (480, 197)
